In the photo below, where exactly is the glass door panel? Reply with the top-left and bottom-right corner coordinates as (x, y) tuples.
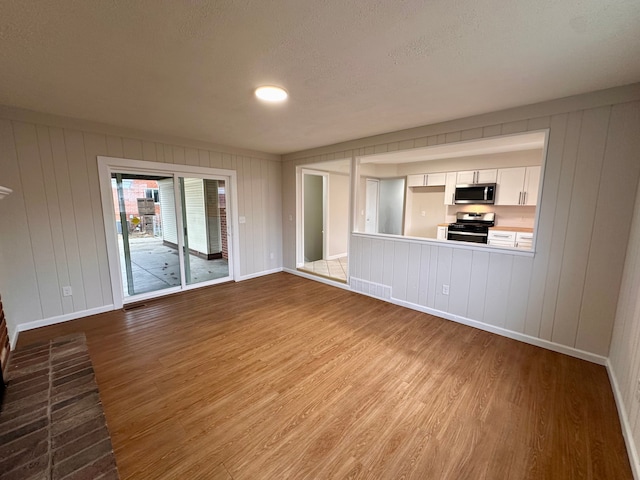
(179, 178), (230, 286)
(111, 173), (179, 298)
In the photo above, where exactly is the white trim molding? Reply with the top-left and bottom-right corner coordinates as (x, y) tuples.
(238, 268), (284, 282)
(11, 305), (115, 350)
(607, 360), (640, 480)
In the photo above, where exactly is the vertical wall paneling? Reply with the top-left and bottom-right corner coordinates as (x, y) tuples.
(49, 128), (87, 312)
(482, 125), (502, 138)
(434, 247), (452, 312)
(551, 107), (611, 347)
(252, 158), (266, 273)
(466, 251), (490, 323)
(501, 120), (528, 135)
(237, 157), (248, 275)
(406, 243), (422, 304)
(142, 141), (156, 162)
(163, 145), (174, 164)
(185, 148), (199, 166)
(482, 253), (513, 328)
(577, 103), (640, 355)
(459, 128), (483, 141)
(0, 111), (281, 335)
(360, 237), (372, 280)
(82, 132), (113, 306)
(210, 151), (223, 169)
(417, 244), (432, 307)
(198, 150), (209, 168)
(154, 143), (165, 163)
(370, 239), (384, 284)
(173, 146), (186, 165)
(64, 130), (103, 310)
(505, 256), (533, 333)
(382, 240), (395, 287)
(391, 242), (410, 301)
(13, 123), (62, 319)
(36, 126), (74, 315)
(122, 138), (143, 160)
(609, 167), (640, 476)
(105, 136), (124, 158)
(448, 249), (473, 318)
(529, 113), (576, 339)
(426, 247), (439, 308)
(0, 120), (43, 331)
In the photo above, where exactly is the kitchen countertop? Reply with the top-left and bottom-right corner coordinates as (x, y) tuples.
(437, 223), (450, 227)
(489, 226), (534, 233)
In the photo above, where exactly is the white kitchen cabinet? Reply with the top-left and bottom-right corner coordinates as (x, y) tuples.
(495, 166), (540, 206)
(457, 169), (497, 185)
(523, 166), (540, 206)
(515, 231), (534, 249)
(488, 230), (516, 248)
(437, 226), (448, 240)
(444, 172), (457, 205)
(407, 174), (425, 187)
(407, 172), (447, 187)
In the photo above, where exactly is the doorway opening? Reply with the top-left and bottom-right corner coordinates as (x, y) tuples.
(297, 163), (350, 283)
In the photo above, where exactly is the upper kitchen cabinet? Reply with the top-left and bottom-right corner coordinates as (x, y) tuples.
(495, 166), (541, 206)
(456, 168), (497, 185)
(444, 172), (457, 205)
(407, 172), (447, 187)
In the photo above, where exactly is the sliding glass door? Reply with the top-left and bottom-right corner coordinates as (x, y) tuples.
(109, 169), (232, 302)
(179, 177), (229, 286)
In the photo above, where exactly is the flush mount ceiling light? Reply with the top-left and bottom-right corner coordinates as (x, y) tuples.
(255, 85), (288, 102)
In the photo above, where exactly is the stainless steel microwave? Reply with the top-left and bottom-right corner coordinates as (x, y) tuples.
(454, 183), (496, 204)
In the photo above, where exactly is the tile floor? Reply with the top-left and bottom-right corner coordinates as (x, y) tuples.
(300, 256), (348, 282)
(118, 236), (229, 297)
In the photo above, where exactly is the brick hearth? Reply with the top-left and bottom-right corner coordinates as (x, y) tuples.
(0, 333), (119, 479)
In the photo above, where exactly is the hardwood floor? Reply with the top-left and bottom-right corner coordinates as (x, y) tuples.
(16, 273), (632, 479)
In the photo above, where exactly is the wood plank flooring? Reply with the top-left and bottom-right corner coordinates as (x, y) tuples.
(16, 273), (632, 479)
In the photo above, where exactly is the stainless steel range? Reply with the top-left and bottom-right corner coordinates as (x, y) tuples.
(447, 212), (495, 244)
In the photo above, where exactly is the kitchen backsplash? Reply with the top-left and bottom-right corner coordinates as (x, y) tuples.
(445, 205), (536, 228)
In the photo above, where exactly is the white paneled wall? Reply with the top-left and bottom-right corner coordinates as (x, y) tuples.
(609, 125), (640, 478)
(282, 88), (640, 360)
(0, 114), (282, 339)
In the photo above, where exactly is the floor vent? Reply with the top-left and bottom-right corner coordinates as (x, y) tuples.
(350, 278), (391, 300)
(123, 303), (147, 311)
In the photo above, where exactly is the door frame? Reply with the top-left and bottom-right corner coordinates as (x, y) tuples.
(364, 178), (379, 234)
(297, 168), (328, 267)
(97, 156), (240, 308)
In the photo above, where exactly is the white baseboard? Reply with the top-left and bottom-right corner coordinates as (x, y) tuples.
(237, 267), (283, 282)
(347, 276), (607, 365)
(606, 360), (640, 480)
(283, 268), (351, 290)
(11, 305), (115, 350)
(326, 253), (348, 260)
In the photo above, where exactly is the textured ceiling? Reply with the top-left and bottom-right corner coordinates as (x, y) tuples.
(1, 1), (639, 155)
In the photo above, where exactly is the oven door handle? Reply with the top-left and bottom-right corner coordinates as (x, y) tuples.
(449, 231), (488, 237)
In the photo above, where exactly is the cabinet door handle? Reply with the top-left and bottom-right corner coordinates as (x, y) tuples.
(518, 192), (523, 205)
(424, 174), (428, 186)
(523, 191), (527, 205)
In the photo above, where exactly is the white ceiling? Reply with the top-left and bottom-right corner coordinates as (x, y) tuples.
(1, 1), (639, 155)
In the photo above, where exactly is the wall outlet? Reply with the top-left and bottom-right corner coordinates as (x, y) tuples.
(62, 286), (73, 297)
(442, 284), (449, 295)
